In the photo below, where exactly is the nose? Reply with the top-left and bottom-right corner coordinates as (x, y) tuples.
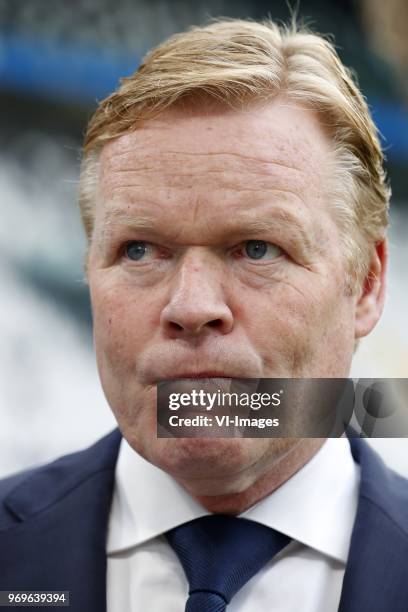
(160, 251), (234, 339)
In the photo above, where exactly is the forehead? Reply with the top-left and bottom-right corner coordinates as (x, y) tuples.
(96, 99), (332, 224)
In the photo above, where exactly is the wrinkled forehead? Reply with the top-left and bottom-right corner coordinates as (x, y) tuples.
(88, 101), (342, 271)
(92, 100), (335, 251)
(98, 99), (332, 187)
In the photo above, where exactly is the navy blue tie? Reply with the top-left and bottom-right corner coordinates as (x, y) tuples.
(165, 515), (291, 611)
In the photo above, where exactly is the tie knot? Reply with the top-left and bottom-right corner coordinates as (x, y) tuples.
(165, 515), (290, 608)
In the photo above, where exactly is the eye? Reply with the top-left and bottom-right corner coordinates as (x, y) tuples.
(242, 240), (282, 260)
(124, 241), (151, 261)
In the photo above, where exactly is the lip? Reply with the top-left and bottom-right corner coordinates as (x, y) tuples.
(158, 371), (237, 382)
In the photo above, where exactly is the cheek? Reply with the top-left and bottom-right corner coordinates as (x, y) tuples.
(234, 273), (353, 373)
(237, 278), (320, 335)
(91, 280), (156, 379)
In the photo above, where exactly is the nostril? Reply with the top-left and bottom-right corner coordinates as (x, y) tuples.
(169, 321), (184, 331)
(167, 318), (223, 333)
(208, 319), (222, 328)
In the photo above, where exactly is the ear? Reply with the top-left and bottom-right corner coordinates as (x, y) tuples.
(354, 239), (388, 339)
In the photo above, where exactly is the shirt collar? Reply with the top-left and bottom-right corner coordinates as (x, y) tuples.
(107, 438), (359, 564)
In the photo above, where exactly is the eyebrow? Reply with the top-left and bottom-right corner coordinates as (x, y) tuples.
(96, 211), (160, 252)
(95, 204), (315, 255)
(231, 212), (316, 256)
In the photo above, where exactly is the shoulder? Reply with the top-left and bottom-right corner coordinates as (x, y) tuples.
(0, 428), (122, 529)
(350, 437), (408, 535)
(0, 468), (36, 525)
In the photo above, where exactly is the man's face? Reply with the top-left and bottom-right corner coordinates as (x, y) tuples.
(87, 99), (359, 492)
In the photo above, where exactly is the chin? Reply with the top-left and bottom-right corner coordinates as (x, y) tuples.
(140, 436), (266, 481)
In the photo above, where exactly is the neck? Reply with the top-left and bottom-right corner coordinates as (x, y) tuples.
(178, 438), (326, 514)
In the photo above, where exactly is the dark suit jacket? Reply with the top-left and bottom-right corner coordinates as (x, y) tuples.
(1, 429), (408, 611)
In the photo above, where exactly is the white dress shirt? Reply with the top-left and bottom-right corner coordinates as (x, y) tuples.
(107, 438), (360, 611)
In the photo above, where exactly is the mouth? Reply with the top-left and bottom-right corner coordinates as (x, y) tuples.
(160, 371), (236, 382)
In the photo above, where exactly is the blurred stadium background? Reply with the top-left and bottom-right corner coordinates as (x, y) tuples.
(0, 0), (407, 477)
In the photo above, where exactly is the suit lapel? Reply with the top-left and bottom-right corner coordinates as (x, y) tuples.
(0, 429), (122, 612)
(339, 438), (408, 612)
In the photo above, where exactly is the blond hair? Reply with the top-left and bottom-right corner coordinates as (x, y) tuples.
(79, 18), (390, 292)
